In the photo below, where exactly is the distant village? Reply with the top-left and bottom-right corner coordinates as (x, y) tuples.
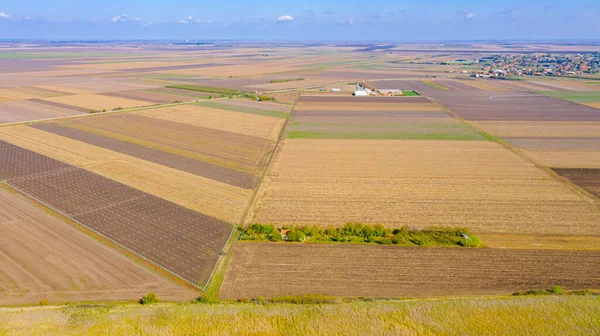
(449, 53), (600, 78)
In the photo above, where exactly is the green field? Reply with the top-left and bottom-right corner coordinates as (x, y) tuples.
(1, 296), (597, 335)
(286, 122), (488, 140)
(539, 91), (600, 103)
(401, 90), (420, 96)
(195, 101), (288, 118)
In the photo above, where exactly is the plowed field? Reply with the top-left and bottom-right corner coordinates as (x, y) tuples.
(221, 243), (600, 299)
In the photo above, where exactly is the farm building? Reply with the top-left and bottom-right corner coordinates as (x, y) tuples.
(353, 90), (369, 96)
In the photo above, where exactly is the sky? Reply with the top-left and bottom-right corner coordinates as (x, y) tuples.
(0, 0), (599, 41)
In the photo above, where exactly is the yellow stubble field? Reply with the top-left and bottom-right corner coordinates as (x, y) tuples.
(43, 93), (152, 111)
(253, 139), (600, 235)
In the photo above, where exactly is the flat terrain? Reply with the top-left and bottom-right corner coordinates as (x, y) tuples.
(0, 140), (233, 287)
(553, 168), (600, 199)
(2, 297), (599, 336)
(221, 242), (600, 299)
(0, 187), (194, 305)
(254, 139), (600, 235)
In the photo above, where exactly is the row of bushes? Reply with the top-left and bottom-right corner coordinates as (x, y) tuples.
(240, 223), (482, 247)
(165, 84), (241, 96)
(269, 77), (304, 83)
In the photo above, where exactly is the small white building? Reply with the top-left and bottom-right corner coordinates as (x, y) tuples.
(353, 90), (369, 96)
(331, 88), (341, 92)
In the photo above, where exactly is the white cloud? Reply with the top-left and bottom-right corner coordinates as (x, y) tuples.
(466, 12), (474, 19)
(0, 12), (10, 20)
(277, 15), (294, 22)
(180, 15), (212, 24)
(112, 14), (128, 23)
(342, 17), (355, 25)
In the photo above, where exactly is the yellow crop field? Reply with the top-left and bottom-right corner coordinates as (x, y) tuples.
(524, 150), (600, 169)
(44, 93), (151, 111)
(0, 126), (252, 223)
(296, 102), (443, 112)
(0, 88), (38, 100)
(473, 121), (600, 138)
(585, 102), (600, 109)
(35, 85), (91, 95)
(458, 80), (511, 92)
(253, 139), (600, 235)
(137, 105), (285, 141)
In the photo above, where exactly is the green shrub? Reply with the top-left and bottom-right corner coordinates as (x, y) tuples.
(287, 230), (306, 242)
(552, 286), (564, 295)
(39, 299), (48, 306)
(268, 294), (340, 304)
(195, 295), (218, 304)
(459, 236), (483, 248)
(139, 293), (159, 305)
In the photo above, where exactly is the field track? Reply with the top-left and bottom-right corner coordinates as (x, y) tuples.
(221, 243), (600, 299)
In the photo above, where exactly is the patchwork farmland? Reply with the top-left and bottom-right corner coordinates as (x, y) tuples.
(0, 186), (195, 305)
(0, 140), (233, 287)
(1, 43), (600, 311)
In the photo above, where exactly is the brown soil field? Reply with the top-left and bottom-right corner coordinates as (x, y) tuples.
(61, 113), (274, 173)
(246, 79), (339, 91)
(524, 150), (600, 168)
(508, 138), (600, 151)
(35, 85), (90, 95)
(414, 89), (600, 121)
(0, 187), (195, 305)
(455, 79), (511, 92)
(472, 121), (600, 138)
(0, 126), (252, 223)
(0, 140), (234, 287)
(0, 100), (86, 124)
(31, 123), (258, 189)
(553, 168), (600, 199)
(103, 90), (194, 104)
(220, 243), (600, 299)
(160, 64), (301, 77)
(49, 80), (158, 94)
(296, 102), (442, 112)
(293, 115), (458, 124)
(137, 105), (285, 141)
(43, 94), (152, 111)
(0, 86), (71, 100)
(253, 139), (600, 235)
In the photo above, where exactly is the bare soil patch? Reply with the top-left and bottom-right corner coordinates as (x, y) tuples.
(553, 168), (600, 199)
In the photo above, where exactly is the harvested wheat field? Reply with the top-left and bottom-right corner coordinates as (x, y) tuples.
(0, 126), (252, 223)
(253, 139), (600, 235)
(524, 150), (600, 169)
(137, 105), (285, 141)
(43, 93), (151, 111)
(472, 121), (600, 138)
(456, 80), (511, 92)
(0, 100), (86, 124)
(221, 243), (600, 299)
(0, 187), (194, 305)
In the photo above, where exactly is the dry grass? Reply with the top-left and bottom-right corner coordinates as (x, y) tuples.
(137, 105), (285, 141)
(43, 94), (151, 111)
(295, 102), (443, 112)
(35, 85), (91, 95)
(524, 150), (600, 169)
(1, 297), (598, 336)
(478, 233), (600, 250)
(253, 139), (600, 235)
(585, 102), (600, 109)
(0, 126), (252, 223)
(458, 80), (511, 92)
(472, 121), (600, 138)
